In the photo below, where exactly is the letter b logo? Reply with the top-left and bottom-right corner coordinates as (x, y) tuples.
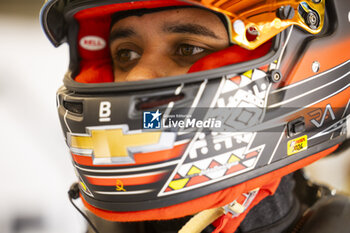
(99, 101), (111, 122)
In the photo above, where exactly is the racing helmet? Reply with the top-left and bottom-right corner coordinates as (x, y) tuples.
(40, 0), (350, 231)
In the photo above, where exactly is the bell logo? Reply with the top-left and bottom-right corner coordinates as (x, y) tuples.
(79, 36), (106, 51)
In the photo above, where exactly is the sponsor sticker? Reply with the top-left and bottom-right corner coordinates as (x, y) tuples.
(79, 35), (106, 51)
(287, 135), (308, 155)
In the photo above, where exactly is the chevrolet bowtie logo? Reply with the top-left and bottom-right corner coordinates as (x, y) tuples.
(68, 125), (175, 165)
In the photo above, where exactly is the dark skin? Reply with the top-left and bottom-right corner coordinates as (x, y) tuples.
(109, 8), (229, 82)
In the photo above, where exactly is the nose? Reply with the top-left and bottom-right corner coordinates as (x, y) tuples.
(125, 62), (163, 82)
(124, 54), (184, 81)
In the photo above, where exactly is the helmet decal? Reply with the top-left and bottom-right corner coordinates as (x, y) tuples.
(68, 125), (176, 165)
(309, 100), (350, 141)
(79, 35), (106, 51)
(160, 131), (265, 195)
(159, 65), (272, 196)
(287, 135), (308, 156)
(309, 104), (336, 128)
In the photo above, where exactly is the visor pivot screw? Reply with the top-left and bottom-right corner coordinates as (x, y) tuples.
(233, 20), (245, 36)
(312, 61), (320, 73)
(268, 70), (282, 83)
(277, 5), (295, 20)
(306, 11), (320, 29)
(312, 0), (321, 3)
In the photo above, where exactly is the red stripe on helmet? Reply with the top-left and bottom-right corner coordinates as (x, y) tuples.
(86, 171), (167, 186)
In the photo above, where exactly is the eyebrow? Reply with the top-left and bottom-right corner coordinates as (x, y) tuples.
(163, 23), (221, 39)
(110, 28), (137, 42)
(110, 23), (222, 43)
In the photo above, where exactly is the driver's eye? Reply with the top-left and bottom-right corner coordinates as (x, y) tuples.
(177, 44), (205, 56)
(116, 49), (141, 63)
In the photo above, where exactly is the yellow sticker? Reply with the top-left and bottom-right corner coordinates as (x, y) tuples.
(287, 135), (308, 156)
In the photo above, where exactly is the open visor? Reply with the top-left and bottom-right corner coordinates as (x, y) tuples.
(189, 0), (325, 49)
(41, 0), (325, 49)
(40, 0), (325, 90)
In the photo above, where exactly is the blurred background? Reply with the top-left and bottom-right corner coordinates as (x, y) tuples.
(0, 0), (85, 232)
(0, 0), (349, 233)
